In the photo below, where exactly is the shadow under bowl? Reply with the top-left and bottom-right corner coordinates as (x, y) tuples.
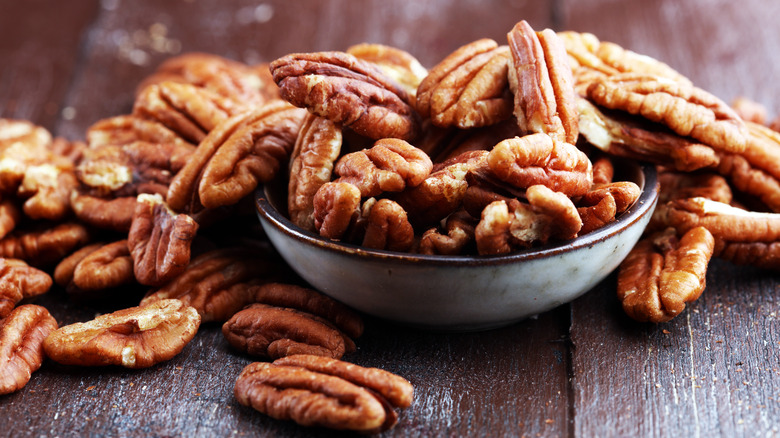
(255, 161), (659, 331)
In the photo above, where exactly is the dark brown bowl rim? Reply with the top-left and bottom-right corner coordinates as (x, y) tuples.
(255, 162), (659, 267)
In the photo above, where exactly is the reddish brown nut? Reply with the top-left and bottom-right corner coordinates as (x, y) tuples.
(577, 98), (720, 172)
(128, 193), (199, 287)
(0, 119), (53, 194)
(222, 303), (355, 360)
(140, 247), (292, 323)
(617, 227), (715, 323)
(0, 200), (22, 240)
(0, 305), (58, 395)
(657, 172), (733, 205)
(53, 243), (105, 288)
(418, 210), (477, 255)
(70, 191), (138, 233)
(235, 354), (413, 433)
(581, 181), (641, 214)
(17, 163), (78, 221)
(133, 81), (239, 144)
(731, 97), (767, 125)
(287, 114), (343, 231)
(416, 39), (512, 129)
(270, 51), (420, 141)
(334, 138), (432, 198)
(347, 43), (428, 101)
(72, 240), (134, 291)
(508, 21), (579, 144)
(716, 152), (780, 213)
(87, 114), (193, 149)
(715, 240), (780, 270)
(0, 222), (90, 267)
(167, 101), (306, 212)
(487, 133), (592, 196)
(313, 181), (362, 240)
(0, 258), (52, 318)
(43, 299), (201, 368)
(587, 73), (747, 154)
(360, 198), (415, 252)
(577, 192), (617, 235)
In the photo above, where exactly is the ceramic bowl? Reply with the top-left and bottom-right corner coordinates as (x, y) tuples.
(255, 161), (659, 331)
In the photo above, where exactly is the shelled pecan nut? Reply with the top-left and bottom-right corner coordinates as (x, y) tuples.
(0, 258), (52, 318)
(43, 299), (201, 368)
(508, 21), (579, 144)
(0, 222), (90, 267)
(17, 162), (78, 221)
(128, 193), (199, 286)
(222, 303), (355, 360)
(617, 227), (715, 322)
(0, 200), (22, 240)
(416, 39), (512, 129)
(347, 43), (428, 101)
(418, 210), (476, 255)
(270, 50), (420, 140)
(360, 198), (415, 252)
(70, 191), (138, 232)
(71, 240), (134, 291)
(0, 305), (58, 395)
(86, 114), (193, 149)
(234, 354), (412, 433)
(487, 133), (592, 196)
(312, 181), (362, 240)
(657, 171), (733, 205)
(287, 114), (343, 231)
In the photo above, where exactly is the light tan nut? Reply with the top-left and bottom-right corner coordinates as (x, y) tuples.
(0, 119), (53, 194)
(18, 163), (78, 221)
(287, 114), (343, 231)
(270, 51), (420, 141)
(0, 222), (90, 267)
(731, 97), (767, 125)
(0, 305), (58, 395)
(222, 303), (355, 360)
(508, 21), (579, 144)
(334, 138), (432, 198)
(235, 354), (413, 433)
(418, 210), (477, 255)
(43, 299), (201, 368)
(577, 192), (617, 235)
(140, 247), (291, 323)
(167, 101), (306, 212)
(347, 43), (428, 101)
(587, 73), (748, 154)
(416, 39), (512, 129)
(487, 133), (592, 196)
(577, 97), (720, 172)
(360, 199), (415, 252)
(313, 181), (362, 240)
(0, 258), (52, 318)
(581, 181), (641, 214)
(86, 114), (193, 149)
(128, 193), (199, 287)
(617, 227), (714, 322)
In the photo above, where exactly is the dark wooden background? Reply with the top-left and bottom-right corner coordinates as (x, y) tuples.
(2, 0), (779, 436)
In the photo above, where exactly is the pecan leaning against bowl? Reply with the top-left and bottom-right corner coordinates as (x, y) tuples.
(487, 133), (592, 197)
(416, 39), (512, 129)
(359, 198), (415, 252)
(0, 305), (58, 395)
(312, 181), (362, 240)
(43, 299), (201, 369)
(508, 20), (579, 144)
(617, 227), (715, 323)
(287, 114), (343, 232)
(140, 247), (292, 323)
(418, 210), (477, 255)
(128, 193), (199, 287)
(270, 50), (420, 141)
(234, 354), (413, 433)
(222, 303), (355, 360)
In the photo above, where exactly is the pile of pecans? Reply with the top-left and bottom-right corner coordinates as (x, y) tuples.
(1, 18), (780, 432)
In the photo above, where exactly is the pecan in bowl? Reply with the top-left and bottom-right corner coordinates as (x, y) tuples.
(254, 159), (658, 331)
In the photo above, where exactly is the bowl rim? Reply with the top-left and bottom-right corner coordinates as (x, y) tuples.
(255, 162), (659, 267)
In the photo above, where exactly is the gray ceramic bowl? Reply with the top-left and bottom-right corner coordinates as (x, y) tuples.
(255, 161), (658, 331)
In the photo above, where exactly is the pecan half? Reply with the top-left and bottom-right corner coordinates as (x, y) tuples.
(334, 138), (432, 198)
(235, 355), (413, 433)
(0, 119), (53, 194)
(167, 101), (306, 212)
(0, 200), (22, 240)
(70, 191), (138, 233)
(418, 210), (477, 255)
(222, 303), (355, 359)
(17, 162), (78, 221)
(0, 222), (90, 267)
(87, 114), (193, 149)
(270, 51), (420, 140)
(347, 43), (428, 101)
(487, 133), (592, 196)
(360, 199), (415, 252)
(0, 258), (52, 318)
(657, 172), (733, 205)
(617, 227), (715, 322)
(587, 73), (748, 154)
(43, 299), (201, 368)
(508, 21), (579, 144)
(312, 181), (362, 240)
(128, 193), (199, 287)
(71, 240), (134, 292)
(416, 39), (512, 129)
(0, 305), (58, 395)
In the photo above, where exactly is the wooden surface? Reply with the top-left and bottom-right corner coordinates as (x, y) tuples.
(1, 1), (779, 436)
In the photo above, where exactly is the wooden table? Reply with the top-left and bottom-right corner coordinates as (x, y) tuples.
(2, 1), (779, 436)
